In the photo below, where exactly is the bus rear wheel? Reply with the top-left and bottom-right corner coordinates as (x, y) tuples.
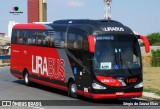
(68, 81), (78, 98)
(24, 71), (30, 86)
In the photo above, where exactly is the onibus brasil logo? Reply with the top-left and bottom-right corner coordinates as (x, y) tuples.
(9, 6), (23, 15)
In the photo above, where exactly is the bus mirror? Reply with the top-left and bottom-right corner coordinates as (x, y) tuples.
(88, 35), (95, 53)
(139, 35), (150, 53)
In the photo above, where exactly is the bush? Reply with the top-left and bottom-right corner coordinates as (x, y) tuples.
(153, 42), (160, 46)
(150, 50), (160, 67)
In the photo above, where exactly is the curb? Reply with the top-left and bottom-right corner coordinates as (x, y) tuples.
(0, 63), (10, 67)
(142, 92), (160, 102)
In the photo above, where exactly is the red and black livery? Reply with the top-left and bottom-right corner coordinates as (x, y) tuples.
(10, 19), (150, 99)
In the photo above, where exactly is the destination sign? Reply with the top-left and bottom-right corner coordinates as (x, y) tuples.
(96, 36), (114, 40)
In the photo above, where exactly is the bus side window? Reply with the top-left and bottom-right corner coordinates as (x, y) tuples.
(48, 36), (52, 47)
(67, 27), (88, 50)
(15, 30), (20, 44)
(46, 36), (50, 46)
(18, 30), (25, 44)
(23, 31), (27, 44)
(67, 33), (76, 49)
(19, 38), (23, 44)
(60, 32), (66, 48)
(11, 30), (18, 44)
(43, 37), (48, 46)
(37, 39), (42, 45)
(32, 31), (37, 45)
(15, 30), (27, 45)
(32, 38), (35, 45)
(27, 38), (32, 45)
(77, 35), (82, 49)
(82, 34), (89, 51)
(35, 31), (44, 46)
(52, 31), (65, 48)
(50, 34), (54, 47)
(25, 30), (32, 45)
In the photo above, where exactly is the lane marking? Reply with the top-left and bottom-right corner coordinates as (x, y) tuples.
(28, 106), (46, 109)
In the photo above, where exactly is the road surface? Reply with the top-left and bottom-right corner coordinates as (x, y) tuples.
(0, 66), (159, 109)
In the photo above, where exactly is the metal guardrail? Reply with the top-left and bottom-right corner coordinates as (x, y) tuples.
(141, 46), (160, 53)
(0, 56), (10, 60)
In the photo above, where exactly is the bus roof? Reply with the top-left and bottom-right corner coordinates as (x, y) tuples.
(13, 19), (134, 35)
(53, 19), (134, 35)
(53, 19), (123, 26)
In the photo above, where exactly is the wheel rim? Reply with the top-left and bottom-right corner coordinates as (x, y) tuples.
(25, 73), (29, 83)
(71, 84), (77, 93)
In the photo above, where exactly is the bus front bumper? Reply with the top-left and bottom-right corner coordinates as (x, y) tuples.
(90, 92), (142, 99)
(77, 90), (142, 99)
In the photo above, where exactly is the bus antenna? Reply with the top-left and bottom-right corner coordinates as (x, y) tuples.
(103, 0), (112, 20)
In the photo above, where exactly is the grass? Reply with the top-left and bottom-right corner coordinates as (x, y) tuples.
(143, 67), (160, 96)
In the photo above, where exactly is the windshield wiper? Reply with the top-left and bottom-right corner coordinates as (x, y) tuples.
(119, 49), (134, 76)
(119, 49), (123, 68)
(114, 48), (119, 67)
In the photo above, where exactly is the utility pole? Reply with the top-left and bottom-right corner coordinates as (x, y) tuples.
(103, 0), (112, 20)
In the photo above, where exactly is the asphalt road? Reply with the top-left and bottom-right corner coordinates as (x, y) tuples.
(0, 66), (159, 109)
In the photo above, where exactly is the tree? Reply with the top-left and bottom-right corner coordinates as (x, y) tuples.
(147, 32), (160, 46)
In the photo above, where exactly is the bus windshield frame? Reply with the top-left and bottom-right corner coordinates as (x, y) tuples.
(93, 34), (142, 76)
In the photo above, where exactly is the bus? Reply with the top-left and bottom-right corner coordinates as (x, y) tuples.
(11, 19), (150, 99)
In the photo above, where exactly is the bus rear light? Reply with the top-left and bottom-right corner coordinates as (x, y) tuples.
(88, 35), (95, 53)
(134, 82), (143, 88)
(139, 35), (150, 53)
(92, 83), (106, 89)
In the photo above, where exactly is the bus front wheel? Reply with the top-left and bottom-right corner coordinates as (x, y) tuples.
(68, 81), (78, 98)
(24, 71), (30, 86)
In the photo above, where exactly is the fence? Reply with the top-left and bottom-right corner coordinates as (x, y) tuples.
(0, 56), (10, 60)
(0, 55), (10, 66)
(141, 46), (160, 54)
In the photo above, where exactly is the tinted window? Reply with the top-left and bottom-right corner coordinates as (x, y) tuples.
(93, 35), (141, 71)
(67, 27), (88, 50)
(11, 30), (17, 44)
(11, 29), (66, 48)
(52, 31), (65, 48)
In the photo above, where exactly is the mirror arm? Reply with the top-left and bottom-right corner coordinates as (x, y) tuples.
(137, 35), (150, 53)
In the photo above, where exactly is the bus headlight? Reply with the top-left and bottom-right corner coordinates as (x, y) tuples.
(134, 82), (143, 88)
(92, 83), (106, 89)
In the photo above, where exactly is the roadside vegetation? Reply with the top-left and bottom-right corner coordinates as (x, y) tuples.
(147, 32), (160, 46)
(140, 32), (160, 46)
(143, 67), (160, 96)
(150, 50), (160, 67)
(142, 32), (160, 95)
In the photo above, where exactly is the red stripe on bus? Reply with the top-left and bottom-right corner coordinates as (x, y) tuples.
(77, 90), (142, 99)
(96, 76), (123, 87)
(77, 90), (91, 98)
(91, 92), (142, 99)
(77, 90), (83, 95)
(30, 78), (68, 91)
(11, 73), (23, 79)
(13, 24), (46, 30)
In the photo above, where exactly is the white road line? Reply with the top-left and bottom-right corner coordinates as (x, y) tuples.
(28, 106), (46, 109)
(133, 98), (148, 101)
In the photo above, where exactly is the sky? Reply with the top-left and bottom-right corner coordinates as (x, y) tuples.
(0, 0), (160, 36)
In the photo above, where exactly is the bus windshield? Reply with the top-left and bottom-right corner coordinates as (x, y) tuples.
(93, 34), (141, 72)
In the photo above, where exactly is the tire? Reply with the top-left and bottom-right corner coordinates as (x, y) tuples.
(68, 81), (78, 98)
(24, 71), (30, 86)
